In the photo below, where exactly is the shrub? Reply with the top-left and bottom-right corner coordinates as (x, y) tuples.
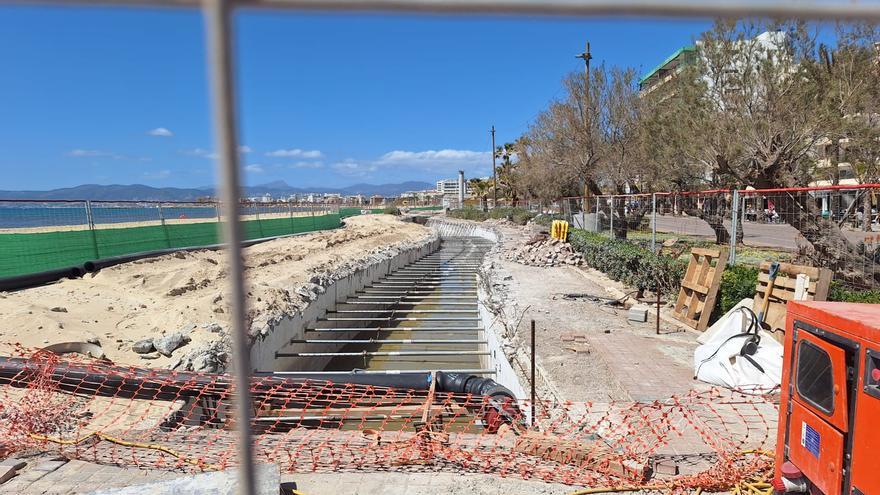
(712, 265), (759, 320)
(568, 229), (686, 295)
(510, 209), (535, 226)
(447, 207), (488, 222)
(382, 206), (401, 215)
(531, 213), (565, 227)
(448, 207), (535, 225)
(828, 281), (880, 304)
(569, 230), (880, 324)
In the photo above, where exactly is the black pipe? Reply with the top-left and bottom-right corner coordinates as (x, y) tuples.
(0, 357), (522, 431)
(272, 371), (517, 404)
(0, 265), (85, 292)
(0, 357), (516, 404)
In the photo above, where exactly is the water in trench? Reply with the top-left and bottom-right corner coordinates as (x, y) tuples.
(319, 237), (492, 374)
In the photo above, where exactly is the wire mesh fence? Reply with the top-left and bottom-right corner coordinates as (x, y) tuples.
(0, 200), (342, 279)
(739, 187), (879, 289)
(0, 349), (778, 491)
(551, 185), (880, 290)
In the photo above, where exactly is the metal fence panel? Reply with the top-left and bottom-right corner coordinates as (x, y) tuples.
(0, 200), (343, 279)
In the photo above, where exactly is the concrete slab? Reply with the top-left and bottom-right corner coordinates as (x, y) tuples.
(86, 464), (279, 495)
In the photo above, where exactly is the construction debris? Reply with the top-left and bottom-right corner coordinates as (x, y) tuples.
(627, 305), (649, 323)
(672, 246), (728, 331)
(752, 261), (831, 340)
(504, 237), (584, 268)
(556, 293), (625, 306)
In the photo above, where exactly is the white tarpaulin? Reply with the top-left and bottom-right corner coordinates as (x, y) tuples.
(693, 305), (782, 391)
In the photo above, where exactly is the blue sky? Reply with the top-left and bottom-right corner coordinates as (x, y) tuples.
(0, 6), (711, 190)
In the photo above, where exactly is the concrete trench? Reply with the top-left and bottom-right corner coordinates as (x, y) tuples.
(252, 217), (527, 401)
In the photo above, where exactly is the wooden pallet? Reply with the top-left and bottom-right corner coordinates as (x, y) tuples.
(752, 261), (832, 341)
(672, 246), (729, 331)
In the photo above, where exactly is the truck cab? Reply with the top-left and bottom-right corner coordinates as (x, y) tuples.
(775, 301), (880, 495)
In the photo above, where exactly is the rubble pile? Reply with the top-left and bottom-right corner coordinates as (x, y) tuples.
(504, 235), (584, 268)
(172, 336), (232, 373)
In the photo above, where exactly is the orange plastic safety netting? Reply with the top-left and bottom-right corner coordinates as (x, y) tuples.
(0, 350), (778, 491)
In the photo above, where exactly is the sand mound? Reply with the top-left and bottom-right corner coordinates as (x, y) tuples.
(0, 215), (431, 368)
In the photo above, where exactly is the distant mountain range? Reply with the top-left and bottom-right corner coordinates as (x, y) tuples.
(0, 181), (435, 201)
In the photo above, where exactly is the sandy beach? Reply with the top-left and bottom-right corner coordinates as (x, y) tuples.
(0, 208), (337, 234)
(0, 215), (431, 367)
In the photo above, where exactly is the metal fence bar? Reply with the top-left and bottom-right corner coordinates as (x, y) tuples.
(609, 194), (614, 239)
(10, 0), (880, 21)
(157, 202), (172, 248)
(651, 192), (657, 253)
(84, 200), (100, 258)
(203, 1), (257, 494)
(728, 189), (739, 266)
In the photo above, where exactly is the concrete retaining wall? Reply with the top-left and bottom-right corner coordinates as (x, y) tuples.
(249, 237), (441, 372)
(426, 218), (499, 242)
(427, 217), (528, 402)
(478, 299), (529, 402)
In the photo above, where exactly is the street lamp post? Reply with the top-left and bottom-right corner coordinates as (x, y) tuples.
(491, 125), (497, 209)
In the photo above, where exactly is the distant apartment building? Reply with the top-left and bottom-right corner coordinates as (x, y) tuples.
(639, 31), (791, 187)
(639, 31), (787, 97)
(436, 179), (471, 196)
(638, 46), (697, 95)
(399, 189), (442, 206)
(401, 189), (442, 201)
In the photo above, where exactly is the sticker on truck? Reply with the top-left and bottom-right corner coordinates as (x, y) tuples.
(801, 421), (821, 458)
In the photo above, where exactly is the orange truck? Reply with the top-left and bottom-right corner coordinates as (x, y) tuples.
(774, 301), (880, 495)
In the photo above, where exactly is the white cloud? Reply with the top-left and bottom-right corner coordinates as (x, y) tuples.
(143, 169), (171, 179)
(265, 148), (323, 159)
(375, 149), (490, 170)
(67, 149), (149, 161)
(244, 164), (265, 173)
(332, 160), (377, 178)
(147, 127), (174, 137)
(182, 148), (219, 160)
(183, 147), (252, 160)
(289, 161), (324, 169)
(67, 149), (117, 158)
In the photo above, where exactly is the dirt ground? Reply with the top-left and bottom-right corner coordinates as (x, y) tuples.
(0, 215), (431, 367)
(4, 454), (579, 495)
(485, 221), (705, 404)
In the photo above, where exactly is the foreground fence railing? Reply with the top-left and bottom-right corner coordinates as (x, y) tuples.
(0, 349), (778, 491)
(5, 2), (878, 493)
(0, 199), (341, 279)
(556, 184), (880, 290)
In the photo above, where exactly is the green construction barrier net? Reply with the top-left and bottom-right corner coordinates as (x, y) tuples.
(0, 213), (341, 279)
(339, 207), (385, 218)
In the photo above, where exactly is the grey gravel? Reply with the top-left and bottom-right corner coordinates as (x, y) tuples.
(131, 339), (155, 354)
(153, 332), (191, 357)
(203, 323), (223, 333)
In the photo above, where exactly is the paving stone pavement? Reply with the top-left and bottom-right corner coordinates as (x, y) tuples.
(0, 458), (174, 494)
(0, 457), (575, 494)
(585, 330), (701, 401)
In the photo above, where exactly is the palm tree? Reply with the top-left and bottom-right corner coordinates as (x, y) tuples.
(495, 142), (520, 204)
(468, 178), (492, 211)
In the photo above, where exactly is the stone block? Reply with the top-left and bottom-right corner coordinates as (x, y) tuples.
(627, 305), (649, 323)
(86, 464), (280, 495)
